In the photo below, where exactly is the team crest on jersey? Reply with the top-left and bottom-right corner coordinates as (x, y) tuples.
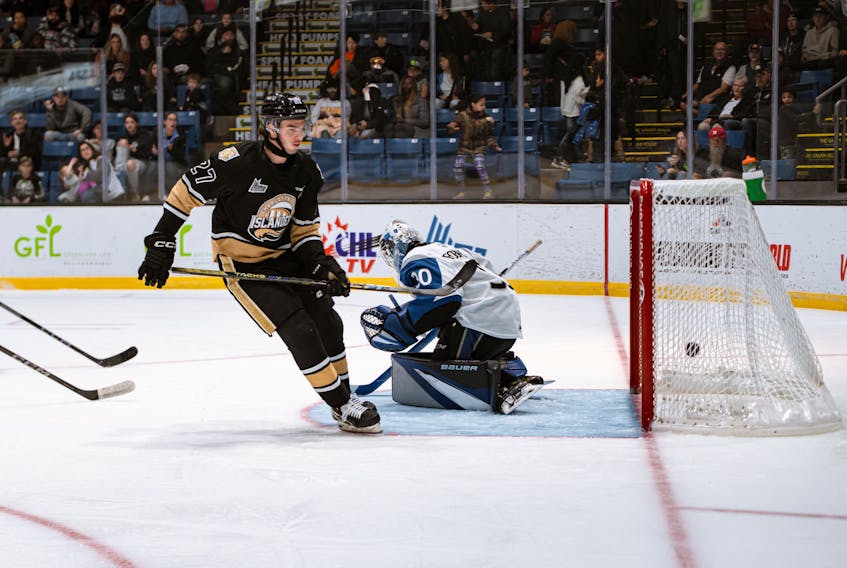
(217, 147), (240, 162)
(248, 178), (268, 193)
(248, 194), (296, 241)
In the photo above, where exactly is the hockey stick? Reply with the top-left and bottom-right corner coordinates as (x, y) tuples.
(0, 301), (138, 367)
(353, 240), (543, 395)
(0, 344), (135, 401)
(171, 260), (477, 297)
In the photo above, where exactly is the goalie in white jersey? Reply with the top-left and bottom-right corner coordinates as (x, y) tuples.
(360, 220), (543, 414)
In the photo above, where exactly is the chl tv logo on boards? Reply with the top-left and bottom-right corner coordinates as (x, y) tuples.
(15, 215), (61, 258)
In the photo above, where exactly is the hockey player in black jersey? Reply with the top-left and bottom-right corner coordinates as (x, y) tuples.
(137, 92), (381, 434)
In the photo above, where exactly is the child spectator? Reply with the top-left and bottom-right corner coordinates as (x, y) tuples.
(7, 156), (44, 203)
(447, 94), (502, 199)
(179, 72), (209, 126)
(552, 59), (590, 169)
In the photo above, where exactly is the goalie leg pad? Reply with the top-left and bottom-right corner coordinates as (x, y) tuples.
(391, 353), (501, 411)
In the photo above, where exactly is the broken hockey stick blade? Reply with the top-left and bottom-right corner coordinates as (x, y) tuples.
(0, 344), (136, 401)
(171, 261), (477, 297)
(0, 301), (138, 367)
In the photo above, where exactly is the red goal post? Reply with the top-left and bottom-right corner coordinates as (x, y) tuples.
(629, 178), (842, 435)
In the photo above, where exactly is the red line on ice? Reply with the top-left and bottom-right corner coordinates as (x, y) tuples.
(0, 505), (136, 567)
(603, 296), (697, 568)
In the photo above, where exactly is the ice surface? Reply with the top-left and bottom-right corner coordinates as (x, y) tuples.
(0, 290), (845, 567)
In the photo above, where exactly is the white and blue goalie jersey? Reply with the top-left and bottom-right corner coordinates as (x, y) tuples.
(398, 243), (522, 339)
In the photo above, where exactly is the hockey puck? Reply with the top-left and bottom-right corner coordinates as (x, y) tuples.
(685, 342), (701, 357)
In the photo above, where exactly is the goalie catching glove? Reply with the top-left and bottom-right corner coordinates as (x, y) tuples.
(360, 305), (419, 351)
(138, 232), (176, 288)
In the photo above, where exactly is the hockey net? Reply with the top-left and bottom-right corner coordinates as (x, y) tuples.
(629, 178), (842, 435)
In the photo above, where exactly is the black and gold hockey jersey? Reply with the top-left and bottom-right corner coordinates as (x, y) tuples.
(159, 141), (325, 263)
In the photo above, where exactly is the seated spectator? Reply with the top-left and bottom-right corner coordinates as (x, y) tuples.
(655, 130), (688, 179)
(148, 0), (189, 37)
(6, 156), (45, 204)
(529, 7), (556, 53)
(801, 6), (839, 69)
(325, 33), (367, 84)
(106, 63), (141, 112)
(37, 4), (77, 50)
(363, 56), (399, 86)
(746, 65), (774, 157)
(114, 112), (156, 201)
(164, 23), (206, 82)
(57, 155), (97, 203)
(44, 87), (92, 142)
(347, 79), (388, 139)
(693, 124), (743, 179)
(19, 33), (62, 76)
(60, 0), (87, 38)
(6, 9), (35, 49)
(309, 79), (349, 139)
(780, 11), (804, 75)
(207, 27), (242, 115)
(205, 12), (247, 51)
(681, 41), (735, 111)
(513, 61), (540, 108)
(737, 42), (766, 84)
(386, 76), (430, 138)
(179, 72), (209, 126)
(1, 110), (42, 171)
(131, 32), (156, 83)
(96, 33), (131, 76)
(777, 86), (803, 159)
(697, 76), (755, 132)
(435, 53), (466, 110)
(191, 17), (211, 47)
(155, 111), (188, 190)
(367, 30), (404, 77)
(85, 120), (116, 161)
(140, 61), (178, 111)
(405, 58), (429, 100)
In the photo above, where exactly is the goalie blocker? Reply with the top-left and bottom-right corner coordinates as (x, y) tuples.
(391, 352), (542, 414)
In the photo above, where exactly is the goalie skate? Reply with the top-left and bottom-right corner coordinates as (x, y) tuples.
(332, 395), (382, 434)
(498, 378), (545, 415)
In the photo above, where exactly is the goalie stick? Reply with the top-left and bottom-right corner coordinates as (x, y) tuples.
(0, 344), (135, 401)
(171, 260), (478, 297)
(353, 239), (543, 395)
(0, 301), (138, 367)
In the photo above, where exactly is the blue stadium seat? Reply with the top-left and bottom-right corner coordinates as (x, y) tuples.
(379, 10), (413, 33)
(556, 4), (593, 22)
(470, 81), (506, 108)
(505, 107), (540, 136)
(726, 129), (746, 150)
(376, 82), (398, 100)
(175, 111), (202, 149)
(540, 106), (564, 145)
(695, 128), (708, 149)
(422, 136), (459, 182)
(573, 28), (599, 47)
(436, 108), (457, 136)
(42, 141), (78, 171)
(27, 114), (47, 129)
(134, 112), (158, 127)
(309, 138), (342, 183)
(71, 87), (102, 109)
(348, 138), (385, 183)
(486, 107), (504, 138)
(498, 135), (539, 178)
(386, 138), (424, 183)
(696, 103), (716, 122)
(761, 159), (797, 181)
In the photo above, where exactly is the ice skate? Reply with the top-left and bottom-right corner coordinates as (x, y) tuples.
(498, 378), (544, 415)
(332, 395), (382, 434)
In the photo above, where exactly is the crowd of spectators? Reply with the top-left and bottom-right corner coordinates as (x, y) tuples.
(0, 1), (248, 203)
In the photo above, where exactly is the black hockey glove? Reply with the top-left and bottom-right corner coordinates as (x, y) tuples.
(138, 232), (176, 288)
(310, 255), (350, 297)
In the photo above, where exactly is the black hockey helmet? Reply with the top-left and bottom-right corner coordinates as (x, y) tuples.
(260, 92), (308, 131)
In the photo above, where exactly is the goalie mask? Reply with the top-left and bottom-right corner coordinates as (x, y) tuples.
(379, 220), (422, 273)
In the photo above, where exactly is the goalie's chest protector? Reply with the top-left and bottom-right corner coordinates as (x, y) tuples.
(404, 243), (523, 339)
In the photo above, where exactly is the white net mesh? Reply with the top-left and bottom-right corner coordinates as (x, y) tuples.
(644, 178), (842, 435)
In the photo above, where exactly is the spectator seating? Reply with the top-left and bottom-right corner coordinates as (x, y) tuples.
(470, 81), (506, 109)
(435, 108), (456, 136)
(310, 138), (342, 183)
(555, 162), (646, 200)
(540, 106), (564, 145)
(348, 137), (384, 183)
(761, 159), (797, 181)
(695, 103), (716, 124)
(505, 106), (540, 136)
(176, 84), (213, 114)
(573, 28), (600, 47)
(386, 137), (424, 183)
(346, 11), (374, 34)
(1, 170), (48, 200)
(42, 140), (78, 171)
(422, 136), (459, 182)
(376, 82), (398, 99)
(487, 107), (504, 138)
(498, 135), (539, 178)
(556, 3), (593, 23)
(71, 87), (102, 109)
(795, 69), (833, 105)
(695, 128), (745, 150)
(379, 11), (413, 33)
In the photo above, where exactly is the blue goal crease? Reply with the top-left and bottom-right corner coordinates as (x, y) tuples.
(308, 389), (642, 438)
